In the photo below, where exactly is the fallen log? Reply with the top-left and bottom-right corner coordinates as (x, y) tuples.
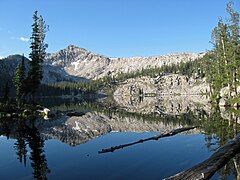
(98, 126), (196, 154)
(164, 134), (240, 180)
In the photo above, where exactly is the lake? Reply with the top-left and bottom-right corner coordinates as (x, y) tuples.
(0, 96), (240, 180)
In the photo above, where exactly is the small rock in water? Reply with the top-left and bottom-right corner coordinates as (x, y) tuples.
(43, 108), (50, 115)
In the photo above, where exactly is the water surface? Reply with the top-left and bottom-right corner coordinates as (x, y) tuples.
(0, 97), (239, 179)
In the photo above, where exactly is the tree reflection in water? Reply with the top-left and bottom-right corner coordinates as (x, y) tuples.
(2, 120), (51, 180)
(14, 120), (27, 166)
(203, 108), (240, 179)
(27, 122), (50, 180)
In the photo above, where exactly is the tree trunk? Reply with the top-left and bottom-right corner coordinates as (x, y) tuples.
(164, 134), (240, 180)
(99, 127), (196, 154)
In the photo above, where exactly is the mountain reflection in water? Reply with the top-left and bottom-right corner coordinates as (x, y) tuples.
(1, 96), (240, 179)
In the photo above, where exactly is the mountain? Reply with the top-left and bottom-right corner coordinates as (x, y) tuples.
(0, 52), (87, 85)
(0, 45), (204, 84)
(45, 45), (204, 80)
(0, 54), (28, 80)
(0, 55), (29, 95)
(44, 45), (111, 80)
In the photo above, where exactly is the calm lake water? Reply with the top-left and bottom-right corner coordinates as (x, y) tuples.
(0, 97), (239, 180)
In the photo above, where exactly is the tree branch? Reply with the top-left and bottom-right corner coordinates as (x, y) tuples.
(98, 126), (196, 154)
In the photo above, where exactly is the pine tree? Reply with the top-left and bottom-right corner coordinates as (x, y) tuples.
(21, 54), (26, 83)
(209, 20), (227, 100)
(26, 11), (48, 96)
(21, 54), (26, 97)
(226, 1), (240, 96)
(13, 54), (26, 102)
(13, 64), (24, 102)
(207, 1), (240, 102)
(38, 15), (48, 81)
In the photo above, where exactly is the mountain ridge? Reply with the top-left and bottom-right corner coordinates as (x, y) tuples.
(44, 45), (204, 80)
(0, 45), (205, 84)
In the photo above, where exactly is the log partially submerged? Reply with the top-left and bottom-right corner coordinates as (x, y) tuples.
(98, 126), (196, 154)
(164, 134), (240, 180)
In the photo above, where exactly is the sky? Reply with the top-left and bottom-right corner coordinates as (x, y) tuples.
(0, 0), (240, 58)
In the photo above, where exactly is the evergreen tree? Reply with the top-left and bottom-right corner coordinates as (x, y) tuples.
(13, 64), (24, 102)
(26, 11), (48, 96)
(226, 1), (240, 96)
(210, 19), (230, 99)
(13, 54), (26, 102)
(207, 1), (240, 101)
(21, 54), (26, 78)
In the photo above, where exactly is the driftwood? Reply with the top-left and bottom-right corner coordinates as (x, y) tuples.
(98, 126), (196, 154)
(164, 134), (240, 180)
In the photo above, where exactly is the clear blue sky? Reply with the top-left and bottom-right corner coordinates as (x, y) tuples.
(0, 0), (240, 58)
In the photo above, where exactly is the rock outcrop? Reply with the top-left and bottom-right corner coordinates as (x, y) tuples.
(114, 74), (210, 96)
(114, 76), (157, 96)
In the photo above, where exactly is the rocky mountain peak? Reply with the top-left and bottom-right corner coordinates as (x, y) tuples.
(45, 45), (108, 67)
(66, 44), (87, 51)
(44, 45), (111, 79)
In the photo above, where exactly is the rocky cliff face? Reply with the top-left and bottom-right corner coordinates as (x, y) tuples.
(114, 74), (210, 96)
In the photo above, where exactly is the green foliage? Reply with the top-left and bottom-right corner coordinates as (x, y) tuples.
(13, 64), (23, 101)
(26, 11), (48, 96)
(206, 1), (240, 102)
(13, 57), (25, 103)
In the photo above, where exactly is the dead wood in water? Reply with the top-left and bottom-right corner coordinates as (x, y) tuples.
(98, 126), (196, 154)
(164, 134), (240, 180)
